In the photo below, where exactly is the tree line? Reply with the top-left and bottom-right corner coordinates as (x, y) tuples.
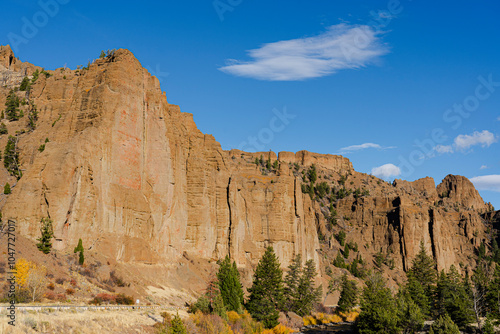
(189, 246), (321, 329)
(348, 241), (500, 334)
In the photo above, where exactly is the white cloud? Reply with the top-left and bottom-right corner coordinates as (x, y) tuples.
(434, 130), (498, 154)
(497, 116), (500, 121)
(371, 164), (401, 179)
(454, 130), (497, 151)
(480, 165), (488, 170)
(470, 175), (500, 192)
(434, 145), (454, 154)
(339, 142), (395, 154)
(219, 24), (389, 81)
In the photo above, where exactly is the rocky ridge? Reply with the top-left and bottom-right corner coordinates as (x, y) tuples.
(0, 45), (497, 299)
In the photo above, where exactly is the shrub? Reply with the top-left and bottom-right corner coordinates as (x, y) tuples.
(44, 291), (56, 300)
(47, 282), (55, 291)
(66, 288), (75, 295)
(109, 270), (127, 287)
(0, 123), (7, 134)
(3, 183), (11, 194)
(335, 230), (346, 246)
(70, 278), (77, 287)
(89, 293), (116, 305)
(115, 293), (134, 305)
(55, 277), (66, 285)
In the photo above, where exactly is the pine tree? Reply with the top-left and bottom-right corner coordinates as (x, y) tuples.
(356, 272), (400, 334)
(403, 272), (430, 317)
(74, 238), (85, 265)
(396, 293), (425, 334)
(337, 273), (358, 313)
(284, 254), (302, 311)
(169, 313), (187, 334)
(246, 246), (284, 328)
(4, 90), (20, 121)
(486, 263), (500, 320)
(4, 135), (21, 179)
(0, 123), (8, 134)
(428, 314), (460, 334)
(296, 259), (321, 316)
(19, 77), (30, 91)
(36, 218), (54, 254)
(435, 265), (474, 328)
(408, 241), (437, 307)
(217, 255), (244, 313)
(27, 103), (38, 131)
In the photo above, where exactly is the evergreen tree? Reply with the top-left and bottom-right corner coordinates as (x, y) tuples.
(27, 103), (38, 131)
(3, 182), (11, 194)
(283, 254), (302, 311)
(0, 123), (8, 134)
(169, 313), (187, 334)
(31, 69), (40, 83)
(408, 241), (437, 306)
(246, 246), (284, 328)
(356, 272), (400, 334)
(486, 263), (500, 320)
(337, 273), (358, 313)
(428, 314), (460, 334)
(296, 259), (321, 316)
(307, 164), (317, 184)
(217, 255), (244, 313)
(403, 272), (430, 318)
(36, 218), (54, 254)
(472, 259), (492, 330)
(74, 238), (85, 265)
(4, 90), (20, 121)
(396, 292), (425, 334)
(19, 77), (30, 91)
(4, 135), (21, 179)
(435, 265), (474, 328)
(482, 315), (495, 334)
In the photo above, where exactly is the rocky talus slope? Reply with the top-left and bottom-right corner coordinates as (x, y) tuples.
(0, 45), (497, 297)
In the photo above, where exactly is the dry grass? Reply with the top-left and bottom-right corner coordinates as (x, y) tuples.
(0, 308), (184, 334)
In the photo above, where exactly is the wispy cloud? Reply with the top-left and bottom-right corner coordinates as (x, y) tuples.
(454, 130), (497, 151)
(470, 175), (500, 192)
(480, 165), (488, 170)
(434, 130), (498, 154)
(338, 142), (396, 154)
(219, 24), (389, 81)
(497, 116), (500, 121)
(371, 163), (401, 179)
(434, 145), (454, 154)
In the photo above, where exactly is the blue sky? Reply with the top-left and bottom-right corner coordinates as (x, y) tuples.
(1, 0), (499, 208)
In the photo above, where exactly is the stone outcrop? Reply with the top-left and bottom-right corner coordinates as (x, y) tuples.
(436, 174), (489, 212)
(0, 46), (495, 288)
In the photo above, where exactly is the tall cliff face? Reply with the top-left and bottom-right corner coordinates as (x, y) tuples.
(0, 48), (322, 270)
(0, 47), (496, 286)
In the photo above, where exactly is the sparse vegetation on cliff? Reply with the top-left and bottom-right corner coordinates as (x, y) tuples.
(4, 135), (22, 178)
(36, 218), (54, 254)
(4, 90), (20, 121)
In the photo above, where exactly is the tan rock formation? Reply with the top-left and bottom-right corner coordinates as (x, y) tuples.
(0, 46), (495, 292)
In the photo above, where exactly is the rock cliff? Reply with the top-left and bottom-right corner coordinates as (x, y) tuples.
(0, 46), (497, 293)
